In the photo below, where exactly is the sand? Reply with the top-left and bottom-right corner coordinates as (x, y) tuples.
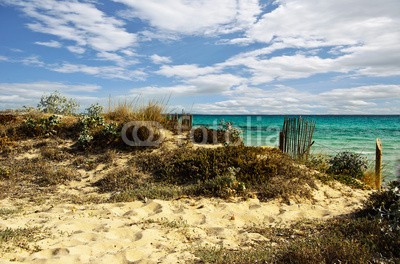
(0, 181), (369, 264)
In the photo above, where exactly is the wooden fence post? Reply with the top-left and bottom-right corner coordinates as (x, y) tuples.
(375, 138), (382, 191)
(279, 131), (284, 152)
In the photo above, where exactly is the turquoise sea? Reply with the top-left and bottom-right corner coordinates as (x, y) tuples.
(192, 115), (400, 182)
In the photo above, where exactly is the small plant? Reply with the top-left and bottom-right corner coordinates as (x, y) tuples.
(200, 167), (246, 198)
(0, 227), (45, 254)
(327, 151), (368, 179)
(100, 122), (119, 140)
(40, 146), (70, 161)
(86, 103), (103, 117)
(0, 166), (11, 179)
(76, 104), (122, 148)
(21, 115), (61, 137)
(364, 180), (400, 233)
(0, 208), (18, 218)
(77, 128), (93, 147)
(37, 91), (79, 115)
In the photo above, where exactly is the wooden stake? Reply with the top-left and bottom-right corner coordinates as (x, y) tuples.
(375, 138), (383, 191)
(279, 131), (284, 151)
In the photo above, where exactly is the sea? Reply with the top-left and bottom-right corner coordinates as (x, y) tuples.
(192, 115), (400, 182)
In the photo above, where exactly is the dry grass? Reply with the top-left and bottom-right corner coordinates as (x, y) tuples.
(361, 169), (376, 189)
(0, 156), (80, 200)
(105, 97), (168, 124)
(0, 226), (47, 254)
(196, 217), (400, 263)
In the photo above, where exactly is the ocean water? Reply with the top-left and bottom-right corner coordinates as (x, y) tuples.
(192, 115), (400, 182)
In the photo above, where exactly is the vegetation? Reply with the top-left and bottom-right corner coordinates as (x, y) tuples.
(306, 151), (371, 188)
(0, 227), (45, 253)
(98, 146), (317, 202)
(195, 182), (400, 263)
(21, 114), (61, 137)
(327, 151), (368, 179)
(105, 98), (167, 124)
(2, 93), (399, 263)
(37, 91), (79, 115)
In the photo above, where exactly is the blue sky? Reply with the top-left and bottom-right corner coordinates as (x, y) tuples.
(0, 0), (399, 114)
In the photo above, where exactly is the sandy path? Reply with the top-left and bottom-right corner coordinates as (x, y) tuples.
(0, 182), (369, 264)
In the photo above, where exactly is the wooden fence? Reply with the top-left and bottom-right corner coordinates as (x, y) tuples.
(165, 114), (193, 131)
(279, 117), (316, 160)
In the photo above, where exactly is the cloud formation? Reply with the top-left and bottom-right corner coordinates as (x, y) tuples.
(113, 0), (262, 35)
(34, 40), (62, 48)
(0, 81), (101, 108)
(2, 0), (137, 62)
(1, 0), (399, 114)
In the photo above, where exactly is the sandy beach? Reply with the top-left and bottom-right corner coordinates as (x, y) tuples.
(0, 179), (369, 263)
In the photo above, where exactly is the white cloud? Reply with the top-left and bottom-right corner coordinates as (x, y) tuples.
(34, 40), (61, 48)
(231, 0), (400, 79)
(0, 56), (8, 61)
(0, 81), (101, 108)
(191, 84), (400, 114)
(52, 63), (145, 81)
(319, 85), (400, 101)
(156, 64), (217, 78)
(67, 46), (85, 54)
(130, 73), (244, 96)
(5, 0), (137, 53)
(21, 55), (45, 67)
(188, 74), (244, 93)
(96, 51), (138, 66)
(150, 54), (172, 64)
(114, 0), (262, 35)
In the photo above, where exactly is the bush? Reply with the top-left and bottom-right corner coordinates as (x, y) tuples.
(327, 151), (368, 179)
(133, 146), (315, 201)
(362, 180), (400, 232)
(37, 91), (79, 115)
(21, 115), (61, 137)
(76, 103), (117, 148)
(194, 167), (247, 198)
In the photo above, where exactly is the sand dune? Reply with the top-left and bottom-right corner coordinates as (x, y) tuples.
(0, 182), (369, 264)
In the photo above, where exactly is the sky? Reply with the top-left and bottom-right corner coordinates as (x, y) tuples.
(0, 0), (399, 114)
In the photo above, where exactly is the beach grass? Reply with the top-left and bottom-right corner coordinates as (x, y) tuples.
(0, 226), (45, 253)
(195, 217), (400, 263)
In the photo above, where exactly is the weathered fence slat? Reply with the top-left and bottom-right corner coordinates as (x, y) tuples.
(375, 138), (382, 191)
(279, 117), (315, 160)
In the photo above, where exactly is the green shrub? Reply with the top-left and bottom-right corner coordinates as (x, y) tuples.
(21, 115), (61, 137)
(362, 180), (400, 232)
(133, 146), (315, 200)
(76, 104), (110, 148)
(37, 91), (79, 115)
(77, 128), (93, 147)
(327, 151), (368, 179)
(185, 167), (247, 199)
(94, 167), (147, 193)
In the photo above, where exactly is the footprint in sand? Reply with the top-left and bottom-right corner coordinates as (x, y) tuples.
(142, 201), (163, 215)
(51, 248), (70, 256)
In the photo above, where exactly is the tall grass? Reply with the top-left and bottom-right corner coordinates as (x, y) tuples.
(105, 96), (169, 124)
